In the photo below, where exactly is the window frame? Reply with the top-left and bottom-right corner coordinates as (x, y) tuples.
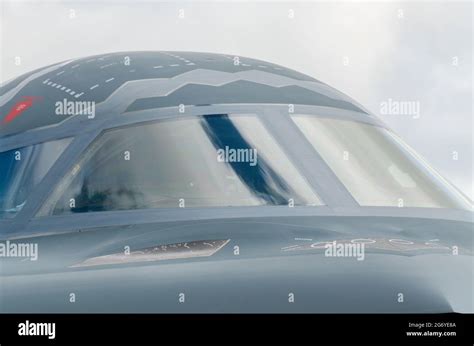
(0, 136), (73, 220)
(1, 103), (469, 239)
(36, 113), (324, 217)
(290, 114), (472, 210)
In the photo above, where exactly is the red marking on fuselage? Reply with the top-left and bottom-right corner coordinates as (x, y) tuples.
(2, 96), (42, 125)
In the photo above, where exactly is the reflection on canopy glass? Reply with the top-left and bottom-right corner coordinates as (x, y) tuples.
(0, 138), (71, 219)
(46, 114), (321, 215)
(292, 115), (471, 210)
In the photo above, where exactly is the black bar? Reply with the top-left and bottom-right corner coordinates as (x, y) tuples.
(0, 313), (473, 345)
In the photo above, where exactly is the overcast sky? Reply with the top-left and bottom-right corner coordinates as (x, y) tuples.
(1, 0), (472, 199)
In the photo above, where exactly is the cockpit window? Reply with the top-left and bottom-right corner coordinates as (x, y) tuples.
(40, 114), (321, 216)
(0, 138), (72, 219)
(291, 115), (471, 210)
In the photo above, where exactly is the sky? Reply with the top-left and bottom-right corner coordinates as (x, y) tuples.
(1, 0), (472, 199)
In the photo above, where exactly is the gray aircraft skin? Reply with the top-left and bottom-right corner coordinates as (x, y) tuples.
(0, 51), (472, 313)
